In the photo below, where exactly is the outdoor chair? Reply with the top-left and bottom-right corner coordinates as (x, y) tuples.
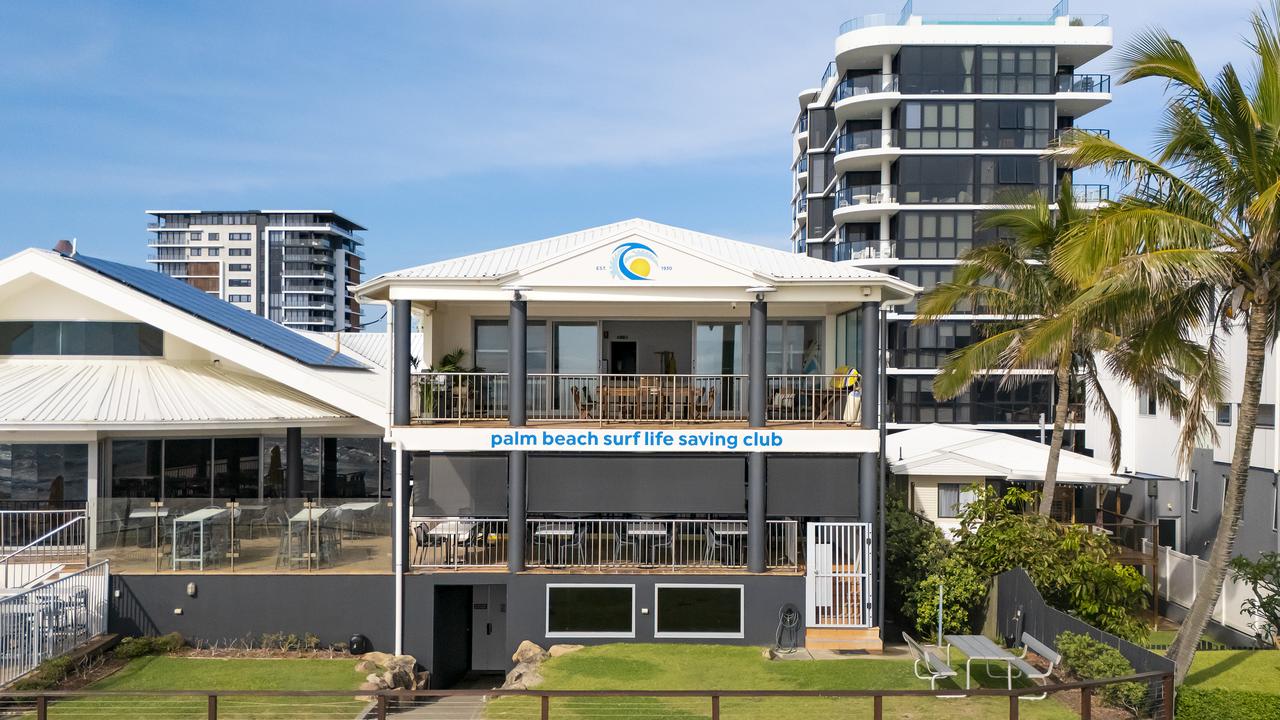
(557, 526), (587, 565)
(1000, 632), (1060, 700)
(571, 386), (596, 420)
(702, 525), (737, 565)
(692, 386), (717, 421)
(612, 526), (638, 564)
(903, 632), (961, 696)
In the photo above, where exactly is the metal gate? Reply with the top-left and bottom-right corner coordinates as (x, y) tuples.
(804, 522), (872, 628)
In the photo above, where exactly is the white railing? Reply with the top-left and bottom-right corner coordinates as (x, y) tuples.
(0, 510), (88, 563)
(1, 515), (88, 589)
(0, 561), (109, 685)
(1143, 540), (1267, 639)
(411, 518), (508, 569)
(806, 522), (873, 628)
(412, 373), (863, 426)
(410, 518), (801, 571)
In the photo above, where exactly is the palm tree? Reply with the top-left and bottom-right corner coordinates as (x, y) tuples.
(1053, 1), (1280, 683)
(916, 178), (1123, 517)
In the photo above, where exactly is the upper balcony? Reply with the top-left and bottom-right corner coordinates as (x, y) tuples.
(833, 183), (899, 222)
(833, 129), (900, 172)
(832, 74), (900, 121)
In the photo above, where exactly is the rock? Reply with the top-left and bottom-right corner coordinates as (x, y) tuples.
(360, 651), (394, 666)
(414, 671), (431, 690)
(548, 644), (584, 658)
(512, 640), (548, 665)
(366, 673), (382, 685)
(358, 681), (380, 692)
(355, 660), (375, 673)
(502, 661), (544, 690)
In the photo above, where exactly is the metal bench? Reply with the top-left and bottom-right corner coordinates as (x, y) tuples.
(903, 632), (961, 695)
(1003, 632), (1061, 700)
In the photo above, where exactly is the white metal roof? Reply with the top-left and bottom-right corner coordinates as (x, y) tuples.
(292, 331), (425, 370)
(364, 218), (909, 284)
(887, 424), (1124, 485)
(0, 360), (352, 428)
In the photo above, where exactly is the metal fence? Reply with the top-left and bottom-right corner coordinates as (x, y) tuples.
(410, 518), (800, 571)
(994, 569), (1174, 714)
(0, 514), (88, 589)
(0, 510), (87, 557)
(0, 561), (109, 685)
(0, 677), (1175, 720)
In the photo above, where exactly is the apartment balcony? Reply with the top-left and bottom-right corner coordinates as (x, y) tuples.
(147, 222), (190, 230)
(832, 74), (899, 121)
(410, 373), (863, 428)
(1056, 73), (1112, 116)
(411, 517), (800, 572)
(833, 129), (899, 172)
(1072, 183), (1110, 204)
(281, 299), (335, 311)
(283, 253), (336, 264)
(281, 269), (335, 281)
(833, 239), (896, 264)
(832, 184), (898, 223)
(281, 284), (335, 295)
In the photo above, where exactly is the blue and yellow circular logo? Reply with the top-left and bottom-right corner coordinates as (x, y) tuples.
(610, 242), (658, 281)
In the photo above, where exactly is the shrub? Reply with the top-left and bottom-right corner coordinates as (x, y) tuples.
(1177, 688), (1280, 720)
(116, 632), (185, 658)
(12, 657), (74, 691)
(912, 556), (989, 641)
(1056, 631), (1147, 715)
(884, 489), (947, 632)
(1229, 552), (1280, 647)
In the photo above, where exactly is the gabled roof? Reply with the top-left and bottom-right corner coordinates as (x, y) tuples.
(356, 219), (919, 299)
(0, 360), (350, 429)
(66, 253), (365, 370)
(887, 424), (1124, 485)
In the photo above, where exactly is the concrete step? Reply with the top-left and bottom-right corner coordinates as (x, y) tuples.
(805, 627), (884, 653)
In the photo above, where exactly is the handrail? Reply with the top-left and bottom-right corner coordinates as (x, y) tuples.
(0, 514), (86, 566)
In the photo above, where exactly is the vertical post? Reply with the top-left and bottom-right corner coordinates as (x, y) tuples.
(394, 445), (407, 654)
(207, 694), (217, 720)
(393, 299), (412, 426)
(285, 427), (303, 498)
(1081, 686), (1092, 720)
(1008, 694), (1019, 720)
(1162, 673), (1175, 720)
(540, 695), (550, 720)
(1152, 523), (1160, 630)
(859, 301), (880, 624)
(873, 695), (883, 720)
(508, 291), (528, 573)
(747, 295), (768, 573)
(711, 696), (720, 720)
(36, 696), (47, 720)
(377, 695), (388, 720)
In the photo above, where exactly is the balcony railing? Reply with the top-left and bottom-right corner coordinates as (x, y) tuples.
(410, 373), (865, 427)
(1056, 73), (1111, 93)
(834, 129), (890, 154)
(1054, 127), (1110, 142)
(834, 184), (897, 209)
(1072, 184), (1110, 203)
(833, 240), (895, 262)
(833, 74), (899, 102)
(410, 517), (800, 571)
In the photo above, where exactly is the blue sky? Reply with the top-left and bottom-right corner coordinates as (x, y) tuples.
(0, 0), (1261, 282)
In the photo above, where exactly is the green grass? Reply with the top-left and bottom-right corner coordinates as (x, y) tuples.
(1185, 650), (1280, 692)
(45, 656), (367, 719)
(485, 644), (1079, 720)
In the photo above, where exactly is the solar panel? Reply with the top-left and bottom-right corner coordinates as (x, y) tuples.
(69, 253), (367, 370)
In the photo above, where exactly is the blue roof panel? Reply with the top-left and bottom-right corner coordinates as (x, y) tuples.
(68, 253), (367, 370)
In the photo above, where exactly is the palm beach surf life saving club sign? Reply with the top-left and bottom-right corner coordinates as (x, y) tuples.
(395, 428), (878, 454)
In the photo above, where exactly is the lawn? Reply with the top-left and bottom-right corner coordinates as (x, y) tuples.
(485, 644), (1080, 720)
(1185, 650), (1280, 691)
(43, 656), (367, 719)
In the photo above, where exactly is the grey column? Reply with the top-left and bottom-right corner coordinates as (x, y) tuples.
(393, 299), (412, 426)
(285, 427), (303, 498)
(508, 293), (528, 571)
(859, 301), (881, 626)
(747, 296), (767, 572)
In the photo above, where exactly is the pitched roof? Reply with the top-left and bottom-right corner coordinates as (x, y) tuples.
(64, 252), (366, 370)
(887, 424), (1124, 485)
(0, 360), (351, 427)
(364, 218), (906, 284)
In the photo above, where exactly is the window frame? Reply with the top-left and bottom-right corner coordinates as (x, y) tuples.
(653, 584), (745, 639)
(1258, 403), (1276, 428)
(1215, 403), (1232, 426)
(1137, 390), (1157, 417)
(545, 583), (635, 639)
(936, 482), (978, 519)
(1189, 470), (1200, 513)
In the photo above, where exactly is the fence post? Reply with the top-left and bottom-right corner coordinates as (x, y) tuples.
(541, 694), (550, 720)
(873, 695), (883, 720)
(1008, 693), (1019, 720)
(376, 695), (387, 720)
(1081, 686), (1092, 720)
(1162, 673), (1175, 720)
(207, 694), (217, 720)
(711, 695), (720, 720)
(36, 695), (46, 720)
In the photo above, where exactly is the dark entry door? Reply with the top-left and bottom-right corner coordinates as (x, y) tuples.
(433, 586), (473, 688)
(610, 341), (637, 374)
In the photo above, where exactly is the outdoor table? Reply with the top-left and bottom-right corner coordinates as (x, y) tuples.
(171, 507), (228, 571)
(625, 522), (669, 565)
(336, 501), (380, 537)
(533, 522), (576, 565)
(426, 519), (476, 542)
(705, 522), (748, 536)
(286, 507), (331, 567)
(944, 634), (1018, 689)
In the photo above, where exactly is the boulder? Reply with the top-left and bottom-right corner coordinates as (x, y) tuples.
(360, 651), (394, 666)
(355, 660), (375, 673)
(548, 644), (584, 658)
(502, 661), (543, 690)
(512, 640), (548, 665)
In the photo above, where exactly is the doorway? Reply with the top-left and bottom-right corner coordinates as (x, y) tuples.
(471, 585), (508, 672)
(1157, 518), (1180, 552)
(609, 341), (638, 374)
(432, 586), (472, 688)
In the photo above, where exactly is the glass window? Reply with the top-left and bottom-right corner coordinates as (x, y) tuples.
(898, 212), (976, 260)
(110, 439), (162, 499)
(1216, 403), (1232, 426)
(1137, 390), (1157, 417)
(900, 102), (975, 149)
(980, 47), (1054, 94)
(893, 320), (978, 369)
(937, 483), (978, 518)
(328, 437), (383, 498)
(835, 310), (862, 369)
(1190, 471), (1200, 512)
(766, 320), (823, 374)
(655, 585), (743, 637)
(472, 320), (548, 373)
(163, 439), (211, 499)
(695, 323), (743, 375)
(213, 438), (259, 499)
(0, 444), (88, 506)
(899, 46), (975, 93)
(546, 585), (634, 637)
(1259, 404), (1276, 428)
(0, 322), (161, 356)
(554, 323), (598, 374)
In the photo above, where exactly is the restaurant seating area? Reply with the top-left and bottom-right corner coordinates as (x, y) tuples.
(94, 499), (392, 573)
(410, 517), (801, 571)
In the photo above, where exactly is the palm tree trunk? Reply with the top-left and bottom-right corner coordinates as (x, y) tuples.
(1037, 350), (1073, 517)
(1166, 300), (1269, 684)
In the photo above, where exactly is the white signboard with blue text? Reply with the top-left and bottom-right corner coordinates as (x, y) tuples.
(392, 427), (878, 454)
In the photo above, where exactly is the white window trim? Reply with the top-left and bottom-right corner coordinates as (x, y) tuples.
(545, 583), (635, 639)
(653, 583), (745, 640)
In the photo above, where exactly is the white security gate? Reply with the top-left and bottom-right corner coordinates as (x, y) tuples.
(804, 522), (872, 628)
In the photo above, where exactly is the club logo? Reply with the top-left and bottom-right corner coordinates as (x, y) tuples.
(610, 241), (658, 281)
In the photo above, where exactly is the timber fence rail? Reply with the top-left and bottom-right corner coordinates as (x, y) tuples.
(0, 671), (1175, 720)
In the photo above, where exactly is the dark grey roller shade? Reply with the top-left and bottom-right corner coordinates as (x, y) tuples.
(766, 456), (859, 517)
(527, 454), (745, 514)
(412, 454), (508, 516)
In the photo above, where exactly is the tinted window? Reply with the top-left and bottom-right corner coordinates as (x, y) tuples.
(0, 322), (162, 356)
(656, 586), (743, 636)
(547, 586), (633, 635)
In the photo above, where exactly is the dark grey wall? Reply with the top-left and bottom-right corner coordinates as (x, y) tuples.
(766, 456), (860, 518)
(111, 574), (395, 653)
(403, 573), (804, 674)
